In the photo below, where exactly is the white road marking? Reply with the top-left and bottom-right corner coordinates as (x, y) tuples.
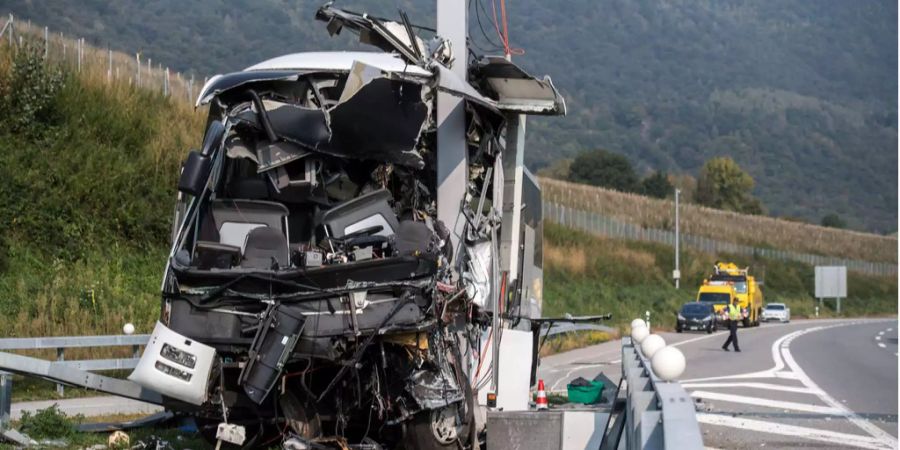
(668, 332), (725, 348)
(878, 343), (886, 348)
(682, 320), (897, 449)
(888, 328), (893, 332)
(780, 328), (898, 448)
(690, 390), (844, 415)
(876, 336), (882, 341)
(879, 331), (885, 336)
(681, 382), (818, 395)
(696, 413), (894, 450)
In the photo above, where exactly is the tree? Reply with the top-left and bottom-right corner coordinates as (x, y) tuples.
(821, 213), (846, 229)
(536, 158), (573, 180)
(568, 149), (639, 192)
(640, 171), (673, 199)
(696, 157), (765, 214)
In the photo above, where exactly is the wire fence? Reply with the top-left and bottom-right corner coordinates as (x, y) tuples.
(544, 201), (898, 277)
(540, 177), (898, 264)
(0, 13), (205, 103)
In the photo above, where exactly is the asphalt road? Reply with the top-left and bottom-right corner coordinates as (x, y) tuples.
(537, 318), (899, 449)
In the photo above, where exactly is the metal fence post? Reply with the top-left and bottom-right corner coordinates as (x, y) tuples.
(6, 14), (12, 48)
(56, 347), (65, 396)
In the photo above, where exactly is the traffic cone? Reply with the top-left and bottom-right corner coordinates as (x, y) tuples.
(536, 379), (549, 410)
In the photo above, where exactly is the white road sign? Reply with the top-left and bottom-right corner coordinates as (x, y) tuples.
(815, 266), (847, 298)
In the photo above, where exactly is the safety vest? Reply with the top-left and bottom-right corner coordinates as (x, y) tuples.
(728, 303), (741, 321)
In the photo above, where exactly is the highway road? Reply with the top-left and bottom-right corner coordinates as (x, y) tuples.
(537, 318), (899, 449)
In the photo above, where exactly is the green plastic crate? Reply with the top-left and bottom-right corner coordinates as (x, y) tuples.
(566, 380), (605, 404)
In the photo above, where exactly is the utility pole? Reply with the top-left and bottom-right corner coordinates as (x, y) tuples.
(436, 0), (468, 264)
(674, 188), (681, 289)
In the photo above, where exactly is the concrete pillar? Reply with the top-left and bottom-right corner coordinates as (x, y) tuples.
(436, 0), (468, 265)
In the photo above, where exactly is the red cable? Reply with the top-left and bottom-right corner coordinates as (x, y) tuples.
(490, 0), (509, 56)
(500, 0), (510, 54)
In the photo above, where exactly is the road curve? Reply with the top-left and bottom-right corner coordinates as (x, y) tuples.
(537, 318), (899, 449)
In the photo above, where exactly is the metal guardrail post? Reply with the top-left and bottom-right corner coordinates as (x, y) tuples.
(622, 337), (703, 450)
(0, 372), (11, 430)
(56, 347), (65, 397)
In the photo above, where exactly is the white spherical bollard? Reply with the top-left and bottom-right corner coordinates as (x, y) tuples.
(123, 323), (135, 335)
(651, 346), (686, 381)
(640, 334), (666, 358)
(631, 325), (650, 344)
(630, 318), (646, 330)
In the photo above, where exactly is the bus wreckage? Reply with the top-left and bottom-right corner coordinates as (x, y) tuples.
(6, 5), (572, 449)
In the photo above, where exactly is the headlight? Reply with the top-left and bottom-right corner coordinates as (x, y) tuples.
(703, 315), (713, 321)
(161, 343), (197, 369)
(155, 361), (193, 382)
(677, 314), (685, 321)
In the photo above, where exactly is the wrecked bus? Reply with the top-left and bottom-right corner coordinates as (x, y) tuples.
(127, 5), (565, 448)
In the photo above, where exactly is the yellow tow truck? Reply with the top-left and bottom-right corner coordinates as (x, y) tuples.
(696, 262), (763, 327)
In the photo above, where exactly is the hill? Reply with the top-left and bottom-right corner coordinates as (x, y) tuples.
(542, 223), (897, 333)
(2, 1), (896, 232)
(0, 41), (893, 344)
(541, 177), (898, 264)
(0, 45), (204, 338)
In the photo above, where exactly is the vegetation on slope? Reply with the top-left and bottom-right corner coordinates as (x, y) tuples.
(0, 47), (204, 338)
(3, 0), (896, 231)
(542, 223), (898, 334)
(541, 177), (898, 264)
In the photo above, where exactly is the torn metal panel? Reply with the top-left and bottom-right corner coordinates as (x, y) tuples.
(462, 241), (493, 308)
(245, 51), (433, 78)
(339, 60), (388, 102)
(407, 368), (465, 410)
(472, 56), (567, 116)
(195, 71), (301, 107)
(327, 77), (429, 168)
(231, 76), (428, 168)
(316, 5), (431, 65)
(431, 62), (501, 115)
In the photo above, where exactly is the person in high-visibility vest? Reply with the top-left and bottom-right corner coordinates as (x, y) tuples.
(721, 297), (742, 352)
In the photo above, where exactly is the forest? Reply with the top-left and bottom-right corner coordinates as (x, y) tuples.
(3, 0), (896, 232)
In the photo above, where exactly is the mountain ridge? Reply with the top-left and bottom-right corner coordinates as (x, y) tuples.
(2, 0), (896, 232)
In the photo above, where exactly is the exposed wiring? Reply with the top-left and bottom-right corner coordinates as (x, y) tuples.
(469, 0), (505, 53)
(490, 0), (524, 56)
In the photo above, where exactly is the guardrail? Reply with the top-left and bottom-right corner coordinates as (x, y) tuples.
(621, 336), (703, 449)
(540, 322), (614, 337)
(0, 334), (149, 428)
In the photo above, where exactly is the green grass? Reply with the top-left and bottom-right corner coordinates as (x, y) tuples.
(9, 371), (134, 402)
(539, 331), (613, 357)
(0, 405), (211, 450)
(542, 223), (898, 334)
(0, 46), (203, 338)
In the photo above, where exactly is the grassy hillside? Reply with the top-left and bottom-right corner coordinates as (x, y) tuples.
(2, 1), (896, 232)
(541, 177), (898, 264)
(542, 223), (898, 333)
(0, 36), (893, 347)
(0, 46), (204, 338)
